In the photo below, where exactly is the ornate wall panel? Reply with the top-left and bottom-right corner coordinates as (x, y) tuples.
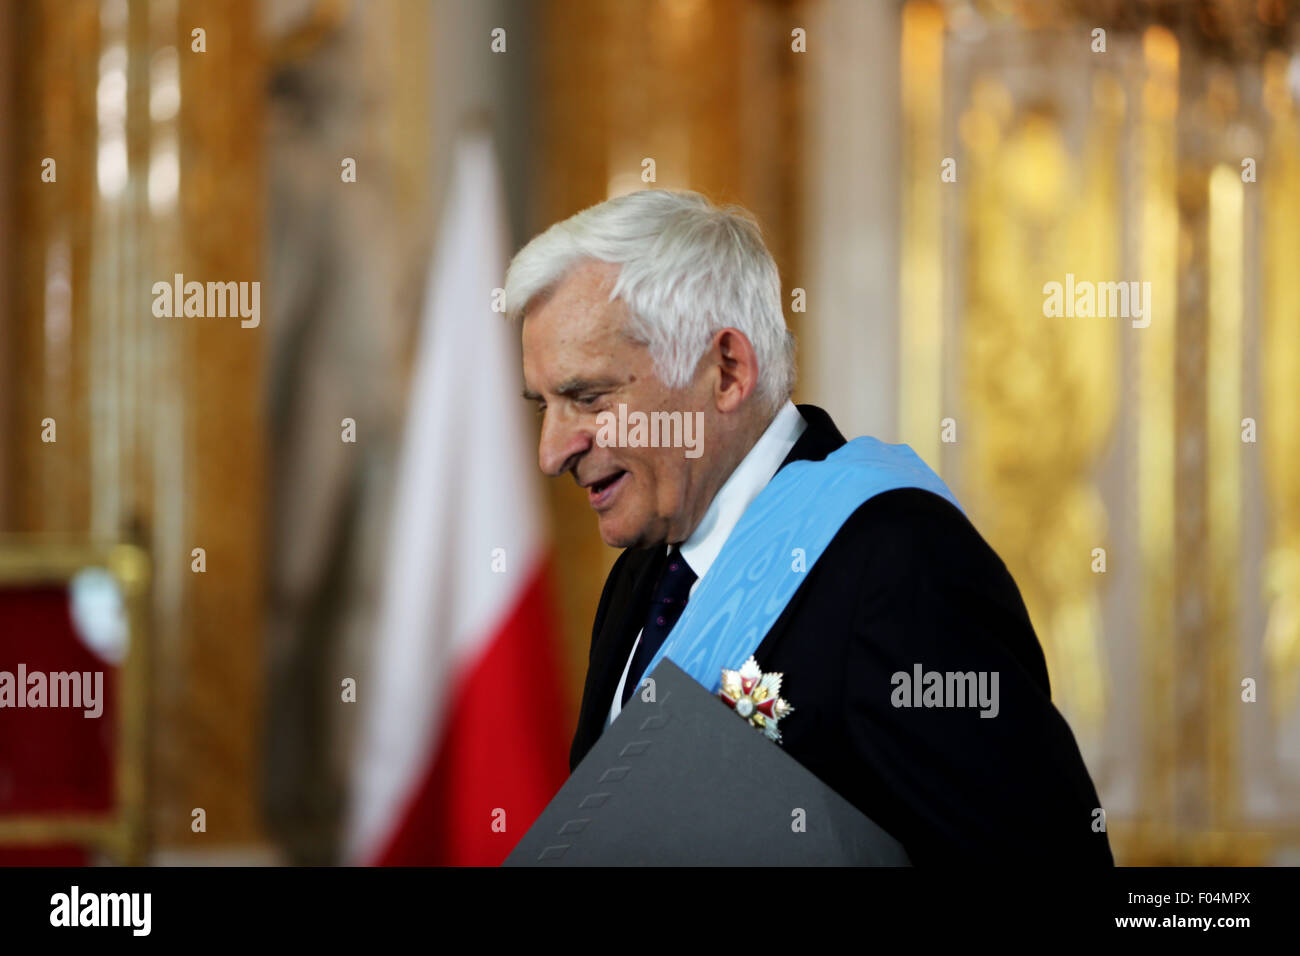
(901, 0), (1300, 863)
(2, 0), (266, 853)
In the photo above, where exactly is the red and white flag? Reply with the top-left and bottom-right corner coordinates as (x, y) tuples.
(346, 129), (569, 866)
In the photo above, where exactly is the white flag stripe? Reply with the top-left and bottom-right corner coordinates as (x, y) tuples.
(346, 130), (542, 862)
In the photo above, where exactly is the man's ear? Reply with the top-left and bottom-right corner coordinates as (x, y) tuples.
(711, 328), (759, 413)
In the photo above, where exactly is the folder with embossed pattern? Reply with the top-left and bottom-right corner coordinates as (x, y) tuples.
(505, 659), (910, 866)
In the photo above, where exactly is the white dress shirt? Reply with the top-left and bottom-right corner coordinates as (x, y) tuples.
(605, 400), (808, 726)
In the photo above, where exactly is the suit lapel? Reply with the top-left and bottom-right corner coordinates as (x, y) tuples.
(570, 546), (666, 767)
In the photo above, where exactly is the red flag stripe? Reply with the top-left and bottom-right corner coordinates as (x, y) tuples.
(369, 556), (570, 866)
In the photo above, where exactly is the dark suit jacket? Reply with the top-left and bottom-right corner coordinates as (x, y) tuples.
(569, 404), (1113, 865)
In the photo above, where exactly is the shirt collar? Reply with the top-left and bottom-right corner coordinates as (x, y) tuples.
(675, 400), (806, 580)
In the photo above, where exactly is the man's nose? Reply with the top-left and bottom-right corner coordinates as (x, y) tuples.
(538, 408), (592, 477)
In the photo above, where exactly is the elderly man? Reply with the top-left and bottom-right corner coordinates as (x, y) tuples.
(506, 189), (1111, 865)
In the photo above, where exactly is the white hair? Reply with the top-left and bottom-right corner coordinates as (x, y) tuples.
(504, 189), (796, 414)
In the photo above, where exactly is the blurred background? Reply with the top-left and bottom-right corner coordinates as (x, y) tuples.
(0, 0), (1298, 866)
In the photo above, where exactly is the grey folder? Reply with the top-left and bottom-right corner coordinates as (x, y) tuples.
(505, 659), (911, 866)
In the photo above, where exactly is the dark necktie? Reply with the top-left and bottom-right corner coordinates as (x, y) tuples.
(621, 547), (697, 706)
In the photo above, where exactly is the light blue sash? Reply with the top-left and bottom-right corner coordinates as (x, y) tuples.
(636, 436), (962, 697)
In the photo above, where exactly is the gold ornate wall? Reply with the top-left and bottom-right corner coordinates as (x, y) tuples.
(2, 0), (266, 851)
(901, 0), (1300, 864)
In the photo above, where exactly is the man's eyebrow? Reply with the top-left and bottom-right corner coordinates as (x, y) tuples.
(521, 378), (618, 402)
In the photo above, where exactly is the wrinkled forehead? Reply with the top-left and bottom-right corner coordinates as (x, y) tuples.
(521, 261), (641, 357)
(550, 258), (621, 310)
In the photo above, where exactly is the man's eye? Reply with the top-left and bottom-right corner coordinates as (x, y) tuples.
(576, 394), (601, 408)
(534, 403), (546, 416)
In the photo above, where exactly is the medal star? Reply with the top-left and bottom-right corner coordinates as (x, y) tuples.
(718, 656), (794, 742)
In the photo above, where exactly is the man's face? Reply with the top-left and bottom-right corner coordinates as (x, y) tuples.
(522, 260), (715, 549)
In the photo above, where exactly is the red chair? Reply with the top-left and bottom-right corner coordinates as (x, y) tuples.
(0, 541), (149, 865)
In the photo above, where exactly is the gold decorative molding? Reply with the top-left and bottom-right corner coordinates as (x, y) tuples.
(901, 3), (1300, 862)
(1261, 51), (1300, 721)
(2, 0), (267, 852)
(899, 0), (944, 468)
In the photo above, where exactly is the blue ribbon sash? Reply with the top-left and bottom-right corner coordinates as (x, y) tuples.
(635, 436), (962, 697)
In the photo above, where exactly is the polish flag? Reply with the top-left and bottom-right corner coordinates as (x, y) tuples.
(345, 128), (569, 866)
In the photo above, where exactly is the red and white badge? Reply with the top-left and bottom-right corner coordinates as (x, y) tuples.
(719, 656), (794, 743)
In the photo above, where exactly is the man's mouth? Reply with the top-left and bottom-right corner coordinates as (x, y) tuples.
(585, 470), (628, 510)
